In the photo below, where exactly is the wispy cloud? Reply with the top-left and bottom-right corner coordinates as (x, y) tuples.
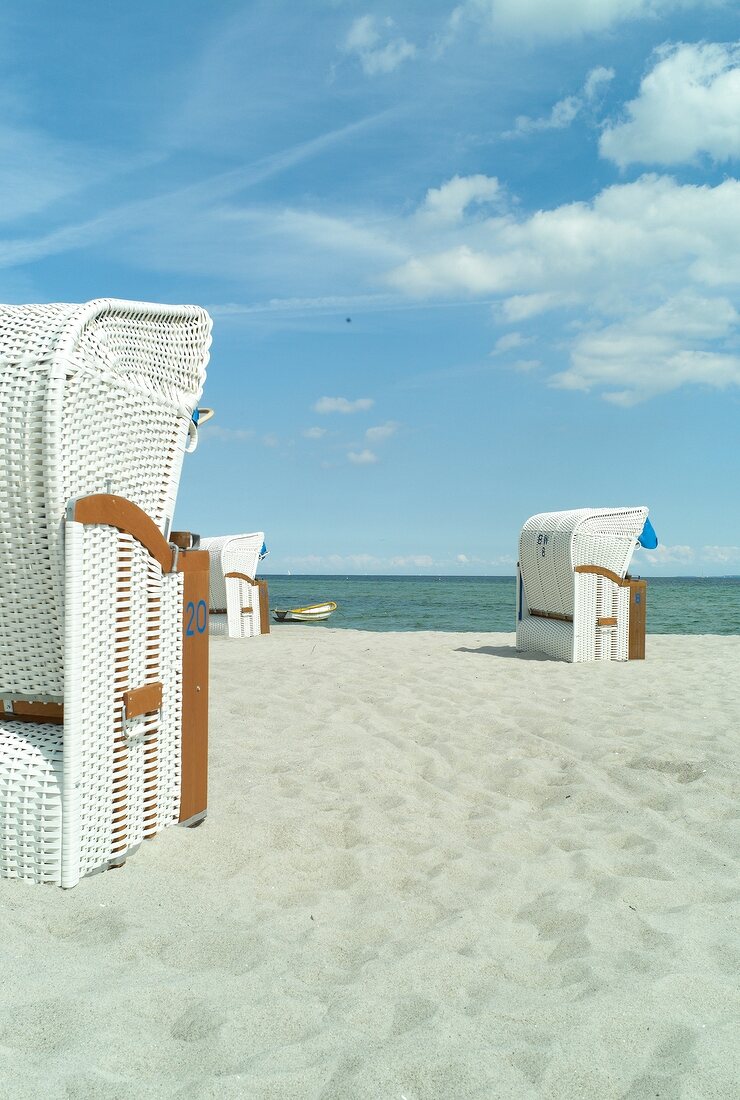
(505, 66), (614, 137)
(303, 426), (327, 439)
(209, 294), (397, 317)
(315, 396), (374, 414)
(634, 543), (696, 565)
(366, 420), (400, 441)
(552, 293), (740, 405)
(204, 425), (255, 442)
(702, 545), (740, 564)
(343, 15), (417, 75)
(0, 110), (396, 271)
(448, 1), (710, 43)
(347, 448), (379, 464)
(390, 554), (434, 567)
(492, 331), (533, 354)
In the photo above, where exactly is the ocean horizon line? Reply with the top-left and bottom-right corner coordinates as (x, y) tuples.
(261, 572), (740, 580)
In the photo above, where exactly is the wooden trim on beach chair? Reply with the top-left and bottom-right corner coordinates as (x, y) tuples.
(175, 549), (209, 825)
(224, 572), (270, 635)
(597, 617), (618, 627)
(170, 530), (199, 550)
(123, 682), (163, 719)
(71, 494), (175, 573)
(224, 570), (258, 585)
(628, 578), (647, 660)
(258, 579), (270, 635)
(529, 609), (573, 623)
(0, 700), (64, 725)
(574, 564), (631, 587)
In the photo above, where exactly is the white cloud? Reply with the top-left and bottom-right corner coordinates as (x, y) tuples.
(601, 42), (740, 168)
(702, 545), (740, 564)
(512, 358), (542, 372)
(507, 66), (614, 137)
(303, 426), (327, 439)
(636, 543), (696, 565)
(314, 396), (374, 414)
(553, 293), (740, 404)
(508, 96), (581, 137)
(385, 173), (740, 401)
(500, 293), (576, 321)
(347, 448), (379, 464)
(262, 434), (279, 447)
(390, 555), (434, 567)
(492, 331), (532, 353)
(456, 553), (470, 563)
(584, 66), (616, 100)
(345, 14), (379, 51)
(343, 15), (416, 76)
(450, 1), (709, 42)
(420, 174), (502, 223)
(365, 420), (400, 441)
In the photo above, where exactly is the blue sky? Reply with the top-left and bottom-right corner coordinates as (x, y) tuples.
(2, 1), (739, 574)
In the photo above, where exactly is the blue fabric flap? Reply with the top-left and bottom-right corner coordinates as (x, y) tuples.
(637, 517), (658, 550)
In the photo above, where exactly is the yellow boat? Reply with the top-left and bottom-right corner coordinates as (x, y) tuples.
(272, 601), (337, 623)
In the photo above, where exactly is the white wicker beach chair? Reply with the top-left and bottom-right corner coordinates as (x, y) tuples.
(0, 299), (212, 887)
(516, 507), (649, 662)
(200, 533), (270, 638)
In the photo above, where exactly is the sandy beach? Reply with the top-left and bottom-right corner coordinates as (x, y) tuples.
(0, 628), (738, 1099)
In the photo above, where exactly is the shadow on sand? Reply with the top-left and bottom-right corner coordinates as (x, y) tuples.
(455, 645), (553, 662)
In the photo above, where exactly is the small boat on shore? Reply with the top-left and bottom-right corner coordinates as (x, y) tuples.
(272, 601), (337, 623)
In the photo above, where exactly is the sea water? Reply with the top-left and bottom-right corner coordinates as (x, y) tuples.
(262, 575), (740, 635)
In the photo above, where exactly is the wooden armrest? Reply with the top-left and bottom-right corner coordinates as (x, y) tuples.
(574, 565), (631, 588)
(529, 609), (573, 623)
(70, 494), (175, 573)
(224, 571), (259, 586)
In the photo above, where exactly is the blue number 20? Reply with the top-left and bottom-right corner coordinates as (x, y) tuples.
(185, 599), (208, 636)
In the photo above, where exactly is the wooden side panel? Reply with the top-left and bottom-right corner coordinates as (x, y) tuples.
(258, 579), (271, 635)
(177, 549), (209, 822)
(628, 579), (647, 660)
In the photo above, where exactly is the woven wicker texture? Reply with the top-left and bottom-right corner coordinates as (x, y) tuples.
(0, 299), (211, 700)
(0, 721), (63, 884)
(201, 533), (265, 638)
(0, 299), (211, 886)
(517, 507), (647, 663)
(63, 525), (183, 884)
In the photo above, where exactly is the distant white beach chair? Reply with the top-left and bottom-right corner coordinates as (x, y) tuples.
(200, 533), (270, 638)
(516, 507), (650, 662)
(0, 299), (212, 887)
